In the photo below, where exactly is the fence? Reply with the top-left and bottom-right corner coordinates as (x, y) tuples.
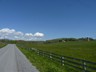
(25, 47), (96, 72)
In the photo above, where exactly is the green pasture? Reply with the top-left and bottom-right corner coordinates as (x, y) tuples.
(17, 41), (96, 62)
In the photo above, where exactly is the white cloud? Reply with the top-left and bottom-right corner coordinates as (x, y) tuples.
(0, 28), (44, 41)
(0, 28), (15, 33)
(25, 33), (33, 37)
(14, 36), (19, 39)
(14, 31), (24, 36)
(24, 33), (33, 41)
(0, 28), (15, 36)
(34, 32), (44, 37)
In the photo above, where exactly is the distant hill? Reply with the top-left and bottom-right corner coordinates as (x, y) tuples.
(0, 37), (95, 44)
(46, 37), (95, 43)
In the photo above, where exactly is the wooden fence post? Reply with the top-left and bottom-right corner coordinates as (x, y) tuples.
(83, 61), (87, 72)
(61, 57), (65, 66)
(25, 48), (96, 71)
(50, 53), (52, 59)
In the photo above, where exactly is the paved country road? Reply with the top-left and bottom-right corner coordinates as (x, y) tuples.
(0, 44), (39, 72)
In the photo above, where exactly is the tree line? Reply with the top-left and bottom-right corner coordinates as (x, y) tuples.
(45, 37), (95, 43)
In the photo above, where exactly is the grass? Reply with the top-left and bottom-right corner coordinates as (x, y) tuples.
(0, 41), (7, 48)
(18, 47), (68, 72)
(17, 41), (96, 62)
(16, 41), (96, 72)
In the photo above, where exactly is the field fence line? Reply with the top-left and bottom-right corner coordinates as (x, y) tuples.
(24, 47), (96, 72)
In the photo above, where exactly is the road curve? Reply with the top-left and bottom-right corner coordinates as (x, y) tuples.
(0, 44), (39, 72)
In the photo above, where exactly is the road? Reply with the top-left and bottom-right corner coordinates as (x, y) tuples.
(0, 44), (39, 72)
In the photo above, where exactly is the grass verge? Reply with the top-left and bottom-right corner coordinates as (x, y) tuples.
(18, 47), (68, 72)
(0, 42), (7, 48)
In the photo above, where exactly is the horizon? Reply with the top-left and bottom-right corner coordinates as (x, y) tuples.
(0, 36), (95, 41)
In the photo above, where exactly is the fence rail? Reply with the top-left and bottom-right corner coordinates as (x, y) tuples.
(25, 47), (96, 72)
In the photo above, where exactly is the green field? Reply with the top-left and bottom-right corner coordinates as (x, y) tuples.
(16, 40), (96, 72)
(0, 41), (6, 48)
(17, 41), (96, 62)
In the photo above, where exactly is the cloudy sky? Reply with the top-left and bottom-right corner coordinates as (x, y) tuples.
(0, 28), (44, 40)
(0, 0), (96, 40)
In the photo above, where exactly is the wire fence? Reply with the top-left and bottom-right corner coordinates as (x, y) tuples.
(24, 47), (96, 72)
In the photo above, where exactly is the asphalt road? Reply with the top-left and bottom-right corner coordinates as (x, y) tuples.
(0, 44), (39, 72)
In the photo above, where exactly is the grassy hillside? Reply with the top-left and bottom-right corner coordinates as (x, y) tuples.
(17, 41), (96, 62)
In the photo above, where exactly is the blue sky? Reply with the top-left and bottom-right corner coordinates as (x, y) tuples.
(0, 0), (96, 40)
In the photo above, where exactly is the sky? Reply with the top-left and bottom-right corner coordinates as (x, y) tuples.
(0, 0), (96, 40)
